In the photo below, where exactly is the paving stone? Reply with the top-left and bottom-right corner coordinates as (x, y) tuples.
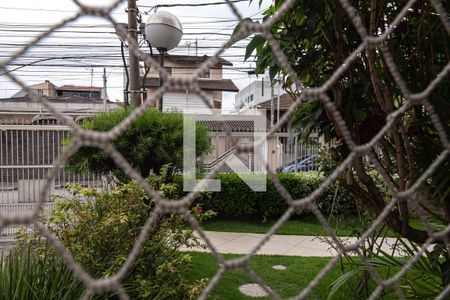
(238, 283), (269, 297)
(272, 264), (287, 270)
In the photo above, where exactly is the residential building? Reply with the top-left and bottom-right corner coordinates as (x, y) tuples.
(234, 76), (282, 111)
(0, 96), (118, 123)
(11, 80), (57, 98)
(12, 80), (103, 99)
(55, 85), (102, 99)
(1, 80), (117, 123)
(143, 54), (238, 113)
(235, 76), (295, 127)
(234, 77), (322, 170)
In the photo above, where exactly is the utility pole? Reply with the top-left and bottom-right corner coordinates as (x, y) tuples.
(102, 68), (109, 111)
(158, 51), (165, 112)
(90, 68), (93, 98)
(195, 38), (198, 56)
(277, 79), (280, 123)
(128, 0), (141, 106)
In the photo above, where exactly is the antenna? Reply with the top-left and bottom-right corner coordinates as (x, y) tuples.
(186, 41), (191, 55)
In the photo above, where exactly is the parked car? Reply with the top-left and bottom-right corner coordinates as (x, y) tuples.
(282, 155), (320, 172)
(276, 158), (303, 173)
(276, 158), (299, 172)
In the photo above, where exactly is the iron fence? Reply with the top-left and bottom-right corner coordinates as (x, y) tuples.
(0, 120), (104, 234)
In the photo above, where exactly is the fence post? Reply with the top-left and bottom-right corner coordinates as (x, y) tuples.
(215, 132), (219, 164)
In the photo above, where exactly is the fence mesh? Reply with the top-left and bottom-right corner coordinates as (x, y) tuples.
(1, 0), (449, 299)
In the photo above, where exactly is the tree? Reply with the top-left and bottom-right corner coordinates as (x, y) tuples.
(65, 108), (211, 180)
(242, 0), (450, 243)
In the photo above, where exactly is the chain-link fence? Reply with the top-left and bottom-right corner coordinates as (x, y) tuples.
(1, 0), (449, 299)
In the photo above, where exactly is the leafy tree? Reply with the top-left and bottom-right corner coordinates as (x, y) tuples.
(65, 108), (211, 180)
(242, 0), (450, 243)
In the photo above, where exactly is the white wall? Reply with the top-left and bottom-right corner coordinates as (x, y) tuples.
(0, 101), (118, 113)
(235, 76), (281, 109)
(162, 92), (214, 114)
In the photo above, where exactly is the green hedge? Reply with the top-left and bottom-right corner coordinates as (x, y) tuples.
(174, 172), (356, 220)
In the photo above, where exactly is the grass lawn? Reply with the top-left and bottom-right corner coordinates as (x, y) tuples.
(188, 252), (399, 299)
(201, 215), (435, 237)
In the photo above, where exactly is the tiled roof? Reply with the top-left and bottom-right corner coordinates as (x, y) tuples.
(57, 85), (102, 92)
(258, 93), (295, 110)
(161, 54), (233, 66)
(193, 114), (268, 132)
(145, 78), (239, 92)
(0, 95), (110, 104)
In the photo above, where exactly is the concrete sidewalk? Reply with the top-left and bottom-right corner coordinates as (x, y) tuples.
(182, 231), (401, 257)
(1, 231), (403, 257)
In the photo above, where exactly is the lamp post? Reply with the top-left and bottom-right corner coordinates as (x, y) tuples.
(145, 11), (183, 112)
(127, 0), (140, 107)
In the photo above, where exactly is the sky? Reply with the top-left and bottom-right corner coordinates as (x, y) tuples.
(0, 0), (273, 112)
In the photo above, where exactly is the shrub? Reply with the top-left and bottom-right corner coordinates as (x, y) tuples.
(174, 172), (357, 220)
(19, 179), (213, 299)
(64, 108), (211, 180)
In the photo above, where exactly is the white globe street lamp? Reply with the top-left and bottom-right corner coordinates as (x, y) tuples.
(145, 11), (183, 52)
(145, 11), (183, 111)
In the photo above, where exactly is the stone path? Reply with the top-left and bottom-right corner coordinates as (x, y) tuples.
(181, 231), (403, 257)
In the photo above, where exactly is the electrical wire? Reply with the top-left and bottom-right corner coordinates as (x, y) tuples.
(140, 0), (248, 11)
(0, 3), (268, 99)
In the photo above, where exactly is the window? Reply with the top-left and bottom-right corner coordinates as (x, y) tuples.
(243, 94), (254, 105)
(199, 69), (210, 78)
(58, 90), (100, 99)
(36, 89), (43, 95)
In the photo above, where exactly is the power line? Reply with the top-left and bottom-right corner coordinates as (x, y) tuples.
(140, 0), (248, 10)
(0, 6), (258, 21)
(0, 3), (264, 96)
(2, 63), (255, 70)
(0, 25), (241, 31)
(0, 43), (248, 50)
(200, 6), (266, 40)
(0, 6), (88, 13)
(0, 6), (128, 15)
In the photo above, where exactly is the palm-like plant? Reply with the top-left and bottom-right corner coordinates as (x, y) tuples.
(0, 245), (83, 300)
(328, 238), (448, 299)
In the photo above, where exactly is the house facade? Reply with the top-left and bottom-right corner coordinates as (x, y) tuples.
(143, 54), (238, 113)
